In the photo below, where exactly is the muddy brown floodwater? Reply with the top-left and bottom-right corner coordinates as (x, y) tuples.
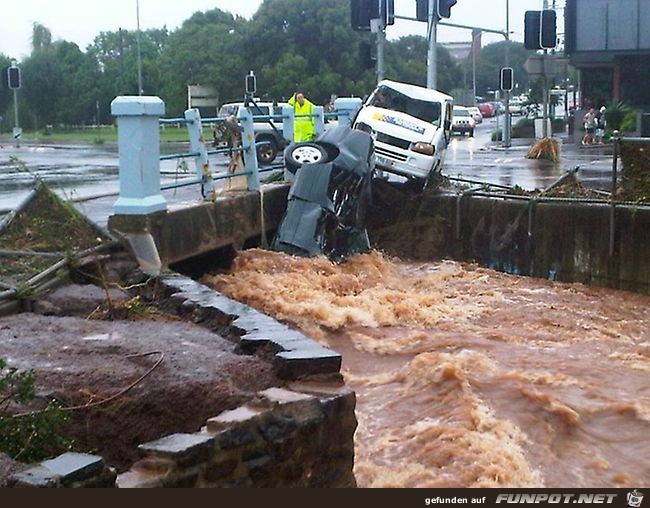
(203, 249), (650, 488)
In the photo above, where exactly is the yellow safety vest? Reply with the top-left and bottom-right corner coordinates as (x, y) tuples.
(288, 96), (316, 142)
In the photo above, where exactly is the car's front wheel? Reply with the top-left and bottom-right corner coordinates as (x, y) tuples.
(284, 142), (329, 174)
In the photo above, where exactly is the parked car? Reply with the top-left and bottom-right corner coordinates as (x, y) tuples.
(466, 106), (483, 124)
(217, 100), (289, 164)
(353, 79), (454, 191)
(509, 99), (525, 116)
(452, 106), (476, 137)
(477, 102), (495, 118)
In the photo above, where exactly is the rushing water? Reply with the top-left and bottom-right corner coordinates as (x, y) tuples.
(204, 249), (650, 488)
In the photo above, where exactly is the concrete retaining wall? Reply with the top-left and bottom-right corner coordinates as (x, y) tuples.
(108, 184), (290, 267)
(370, 193), (650, 294)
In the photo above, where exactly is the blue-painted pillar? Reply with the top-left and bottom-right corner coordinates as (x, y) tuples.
(238, 107), (260, 192)
(282, 106), (295, 144)
(111, 96), (167, 215)
(334, 98), (363, 127)
(184, 108), (214, 196)
(313, 106), (325, 137)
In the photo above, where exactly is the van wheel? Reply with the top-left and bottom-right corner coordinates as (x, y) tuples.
(469, 129), (474, 137)
(256, 137), (278, 165)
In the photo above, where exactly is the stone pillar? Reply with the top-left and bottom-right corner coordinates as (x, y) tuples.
(334, 98), (363, 127)
(111, 96), (167, 215)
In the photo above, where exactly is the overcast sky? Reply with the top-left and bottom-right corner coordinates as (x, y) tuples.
(1, 0), (558, 60)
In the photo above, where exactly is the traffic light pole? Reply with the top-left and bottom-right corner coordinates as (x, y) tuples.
(377, 24), (386, 83)
(13, 88), (19, 148)
(427, 0), (437, 89)
(504, 0), (511, 148)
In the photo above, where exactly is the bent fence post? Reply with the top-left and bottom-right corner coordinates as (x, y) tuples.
(184, 108), (215, 196)
(334, 98), (363, 127)
(111, 96), (167, 215)
(238, 107), (260, 192)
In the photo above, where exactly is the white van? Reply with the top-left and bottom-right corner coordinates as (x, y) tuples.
(353, 80), (453, 190)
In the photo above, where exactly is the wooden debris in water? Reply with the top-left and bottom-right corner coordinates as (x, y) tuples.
(526, 137), (561, 163)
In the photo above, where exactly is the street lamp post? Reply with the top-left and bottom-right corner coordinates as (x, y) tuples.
(136, 0), (143, 95)
(427, 0), (438, 89)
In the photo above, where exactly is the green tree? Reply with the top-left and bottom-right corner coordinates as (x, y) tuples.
(158, 9), (247, 115)
(464, 40), (533, 97)
(31, 23), (53, 53)
(0, 54), (13, 132)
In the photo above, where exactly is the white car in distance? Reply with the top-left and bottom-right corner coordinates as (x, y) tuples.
(466, 106), (483, 124)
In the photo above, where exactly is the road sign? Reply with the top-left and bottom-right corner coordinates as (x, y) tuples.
(524, 55), (566, 78)
(13, 127), (22, 140)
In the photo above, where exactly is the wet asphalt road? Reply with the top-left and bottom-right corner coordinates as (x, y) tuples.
(0, 116), (616, 215)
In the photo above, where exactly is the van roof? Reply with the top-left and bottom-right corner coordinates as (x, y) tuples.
(378, 80), (453, 103)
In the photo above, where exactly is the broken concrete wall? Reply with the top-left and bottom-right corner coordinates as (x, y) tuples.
(370, 193), (650, 295)
(118, 386), (357, 488)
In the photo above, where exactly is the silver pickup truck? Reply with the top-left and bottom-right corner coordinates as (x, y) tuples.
(217, 100), (289, 164)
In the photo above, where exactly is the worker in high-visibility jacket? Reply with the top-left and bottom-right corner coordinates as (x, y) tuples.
(288, 91), (316, 142)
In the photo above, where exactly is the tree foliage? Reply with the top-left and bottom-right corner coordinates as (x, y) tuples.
(4, 0), (537, 130)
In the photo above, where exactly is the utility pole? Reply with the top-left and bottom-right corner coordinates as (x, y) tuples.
(377, 22), (386, 83)
(504, 0), (512, 148)
(136, 0), (143, 95)
(427, 0), (438, 89)
(542, 0), (549, 138)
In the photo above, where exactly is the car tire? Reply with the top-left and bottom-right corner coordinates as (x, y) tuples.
(284, 142), (329, 174)
(256, 136), (278, 165)
(469, 130), (474, 137)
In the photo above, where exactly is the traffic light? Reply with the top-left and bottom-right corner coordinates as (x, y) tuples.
(351, 0), (379, 31)
(416, 0), (428, 22)
(524, 10), (557, 50)
(437, 0), (458, 19)
(382, 0), (395, 26)
(7, 66), (21, 90)
(500, 67), (513, 92)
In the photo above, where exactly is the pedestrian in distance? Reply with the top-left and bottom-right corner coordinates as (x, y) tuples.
(582, 108), (597, 146)
(595, 106), (607, 144)
(288, 90), (316, 142)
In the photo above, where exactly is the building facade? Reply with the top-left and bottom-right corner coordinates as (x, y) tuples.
(565, 0), (650, 110)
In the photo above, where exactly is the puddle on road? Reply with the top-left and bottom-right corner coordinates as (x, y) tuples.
(203, 249), (650, 487)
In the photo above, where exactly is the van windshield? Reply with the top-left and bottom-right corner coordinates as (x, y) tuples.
(368, 85), (442, 127)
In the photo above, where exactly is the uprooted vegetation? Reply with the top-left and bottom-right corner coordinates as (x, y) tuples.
(0, 184), (105, 284)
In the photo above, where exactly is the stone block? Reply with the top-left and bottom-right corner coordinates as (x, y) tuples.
(10, 466), (59, 488)
(274, 348), (342, 379)
(259, 387), (315, 405)
(202, 456), (240, 483)
(41, 453), (106, 485)
(206, 406), (263, 433)
(215, 425), (262, 450)
(117, 469), (164, 489)
(161, 471), (199, 488)
(258, 413), (298, 442)
(245, 455), (272, 482)
(139, 433), (215, 467)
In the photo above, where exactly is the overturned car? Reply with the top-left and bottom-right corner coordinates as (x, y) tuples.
(272, 125), (375, 260)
